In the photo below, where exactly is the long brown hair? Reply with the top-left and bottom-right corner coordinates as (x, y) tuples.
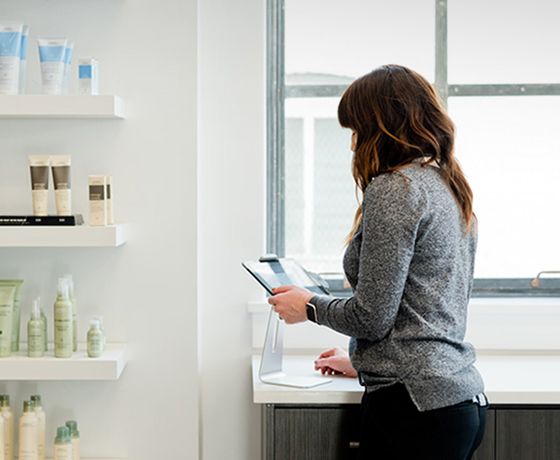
(338, 64), (474, 242)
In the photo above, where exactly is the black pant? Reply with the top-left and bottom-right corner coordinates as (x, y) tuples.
(358, 383), (487, 460)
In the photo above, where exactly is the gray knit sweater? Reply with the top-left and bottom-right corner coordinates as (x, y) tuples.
(311, 162), (484, 411)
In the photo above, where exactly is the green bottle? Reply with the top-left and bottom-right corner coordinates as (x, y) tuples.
(53, 426), (72, 460)
(40, 301), (48, 352)
(0, 280), (23, 353)
(64, 275), (77, 353)
(54, 278), (73, 358)
(65, 420), (80, 460)
(27, 299), (44, 358)
(0, 284), (15, 358)
(87, 319), (103, 358)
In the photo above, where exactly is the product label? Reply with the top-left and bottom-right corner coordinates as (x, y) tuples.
(28, 322), (43, 356)
(89, 185), (105, 200)
(0, 56), (20, 94)
(53, 444), (72, 460)
(40, 61), (64, 95)
(0, 301), (12, 357)
(31, 190), (49, 216)
(79, 65), (92, 79)
(54, 302), (72, 357)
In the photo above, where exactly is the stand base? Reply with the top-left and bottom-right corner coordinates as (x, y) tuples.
(260, 372), (332, 389)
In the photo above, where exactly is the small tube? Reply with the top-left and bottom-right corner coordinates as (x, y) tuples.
(0, 23), (23, 95)
(51, 155), (72, 216)
(89, 175), (107, 226)
(37, 37), (67, 95)
(106, 175), (114, 224)
(18, 25), (29, 94)
(78, 57), (99, 95)
(29, 156), (50, 216)
(62, 41), (74, 95)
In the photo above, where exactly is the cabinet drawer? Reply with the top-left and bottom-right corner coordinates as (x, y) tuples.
(274, 406), (361, 460)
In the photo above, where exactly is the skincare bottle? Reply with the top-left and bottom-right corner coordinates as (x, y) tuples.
(0, 24), (23, 95)
(92, 316), (106, 351)
(0, 395), (13, 460)
(62, 42), (74, 95)
(87, 319), (103, 358)
(19, 25), (29, 94)
(0, 284), (15, 358)
(65, 421), (79, 460)
(53, 427), (72, 460)
(37, 37), (67, 95)
(78, 58), (98, 95)
(18, 400), (38, 460)
(88, 176), (107, 226)
(40, 304), (47, 353)
(106, 176), (114, 225)
(50, 156), (72, 216)
(30, 396), (45, 460)
(64, 275), (77, 352)
(0, 410), (4, 460)
(28, 156), (50, 217)
(54, 278), (73, 358)
(27, 300), (44, 358)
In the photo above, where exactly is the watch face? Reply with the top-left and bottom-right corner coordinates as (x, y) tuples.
(306, 303), (318, 323)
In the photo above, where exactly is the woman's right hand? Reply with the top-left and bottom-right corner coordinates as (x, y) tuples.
(314, 347), (358, 378)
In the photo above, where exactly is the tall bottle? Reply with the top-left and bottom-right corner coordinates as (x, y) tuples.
(18, 400), (38, 460)
(53, 426), (72, 460)
(27, 300), (44, 358)
(64, 275), (77, 353)
(38, 298), (47, 353)
(0, 409), (4, 460)
(30, 396), (45, 460)
(65, 421), (79, 460)
(0, 395), (13, 460)
(54, 278), (73, 358)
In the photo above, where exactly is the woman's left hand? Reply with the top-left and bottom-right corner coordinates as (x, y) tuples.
(268, 285), (315, 324)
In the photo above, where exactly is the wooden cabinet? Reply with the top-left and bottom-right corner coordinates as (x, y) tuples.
(263, 405), (560, 460)
(496, 409), (560, 460)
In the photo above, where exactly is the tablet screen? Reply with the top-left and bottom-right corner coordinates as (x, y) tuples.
(242, 258), (329, 296)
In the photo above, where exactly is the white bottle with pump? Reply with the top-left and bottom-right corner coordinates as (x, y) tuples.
(27, 300), (44, 358)
(0, 395), (13, 460)
(0, 413), (4, 460)
(65, 421), (79, 460)
(18, 400), (38, 460)
(64, 275), (77, 353)
(54, 278), (73, 358)
(53, 426), (72, 460)
(30, 396), (45, 460)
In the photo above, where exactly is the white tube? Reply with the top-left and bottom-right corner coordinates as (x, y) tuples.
(51, 155), (72, 216)
(78, 57), (99, 95)
(89, 175), (107, 226)
(37, 37), (67, 95)
(29, 156), (50, 216)
(18, 25), (29, 94)
(0, 23), (23, 95)
(62, 41), (73, 95)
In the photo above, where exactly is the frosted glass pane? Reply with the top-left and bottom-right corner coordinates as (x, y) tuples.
(448, 0), (560, 84)
(285, 0), (435, 84)
(284, 98), (357, 273)
(449, 97), (560, 278)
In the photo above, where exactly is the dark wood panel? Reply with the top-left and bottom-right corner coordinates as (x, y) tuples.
(496, 410), (560, 460)
(274, 406), (360, 460)
(472, 409), (495, 460)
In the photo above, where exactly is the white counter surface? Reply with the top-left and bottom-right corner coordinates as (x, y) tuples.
(253, 352), (560, 405)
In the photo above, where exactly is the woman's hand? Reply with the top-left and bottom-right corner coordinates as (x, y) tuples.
(314, 347), (358, 378)
(267, 285), (314, 324)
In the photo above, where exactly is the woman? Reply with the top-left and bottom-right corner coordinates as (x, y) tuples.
(268, 64), (487, 460)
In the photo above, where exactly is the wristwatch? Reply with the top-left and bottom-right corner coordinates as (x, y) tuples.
(306, 302), (318, 323)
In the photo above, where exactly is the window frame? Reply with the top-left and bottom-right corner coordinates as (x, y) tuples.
(266, 0), (560, 297)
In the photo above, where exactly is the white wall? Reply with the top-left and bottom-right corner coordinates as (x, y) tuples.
(0, 1), (199, 459)
(197, 0), (266, 458)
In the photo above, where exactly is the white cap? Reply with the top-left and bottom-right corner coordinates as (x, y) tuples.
(90, 319), (100, 328)
(31, 298), (40, 320)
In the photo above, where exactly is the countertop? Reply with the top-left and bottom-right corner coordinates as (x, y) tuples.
(253, 352), (560, 405)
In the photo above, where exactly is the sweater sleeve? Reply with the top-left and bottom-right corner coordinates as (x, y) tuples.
(311, 173), (425, 341)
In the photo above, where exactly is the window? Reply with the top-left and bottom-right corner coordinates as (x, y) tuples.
(267, 0), (560, 296)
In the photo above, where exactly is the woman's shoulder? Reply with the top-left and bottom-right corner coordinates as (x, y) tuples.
(364, 164), (429, 204)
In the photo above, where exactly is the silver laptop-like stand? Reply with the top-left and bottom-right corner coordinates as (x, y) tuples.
(259, 308), (332, 389)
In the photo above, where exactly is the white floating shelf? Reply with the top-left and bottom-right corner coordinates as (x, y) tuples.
(0, 95), (125, 119)
(0, 224), (128, 248)
(0, 343), (127, 381)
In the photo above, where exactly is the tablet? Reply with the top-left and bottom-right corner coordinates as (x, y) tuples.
(242, 257), (330, 296)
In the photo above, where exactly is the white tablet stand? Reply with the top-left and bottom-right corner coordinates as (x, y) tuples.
(259, 308), (332, 389)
